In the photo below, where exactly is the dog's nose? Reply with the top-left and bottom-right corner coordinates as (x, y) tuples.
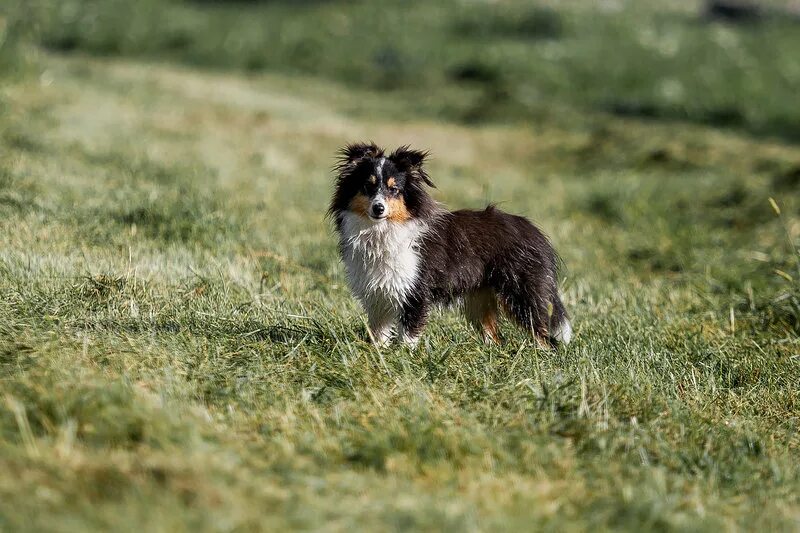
(371, 203), (385, 217)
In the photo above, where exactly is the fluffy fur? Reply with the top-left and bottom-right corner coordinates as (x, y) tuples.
(329, 142), (571, 348)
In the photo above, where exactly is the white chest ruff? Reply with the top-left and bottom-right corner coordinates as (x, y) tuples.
(339, 213), (426, 314)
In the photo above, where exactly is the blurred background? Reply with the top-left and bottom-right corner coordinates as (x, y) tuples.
(3, 0), (800, 139)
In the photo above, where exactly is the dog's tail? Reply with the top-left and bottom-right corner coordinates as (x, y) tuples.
(551, 316), (573, 345)
(549, 296), (573, 346)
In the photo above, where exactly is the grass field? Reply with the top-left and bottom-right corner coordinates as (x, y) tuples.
(1, 0), (800, 531)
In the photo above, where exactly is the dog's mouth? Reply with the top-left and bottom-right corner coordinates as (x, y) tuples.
(369, 214), (387, 221)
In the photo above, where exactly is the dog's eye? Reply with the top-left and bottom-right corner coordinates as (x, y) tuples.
(388, 186), (399, 195)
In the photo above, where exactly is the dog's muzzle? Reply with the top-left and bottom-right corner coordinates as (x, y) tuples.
(370, 199), (386, 219)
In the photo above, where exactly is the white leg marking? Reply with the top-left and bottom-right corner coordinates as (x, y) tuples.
(368, 305), (395, 347)
(554, 318), (573, 345)
(400, 330), (420, 349)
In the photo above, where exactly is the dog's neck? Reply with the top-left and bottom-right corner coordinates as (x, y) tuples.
(337, 212), (427, 309)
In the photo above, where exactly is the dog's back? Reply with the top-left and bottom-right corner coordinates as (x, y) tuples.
(416, 206), (570, 345)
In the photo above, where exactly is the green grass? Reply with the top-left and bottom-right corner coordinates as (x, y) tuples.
(1, 1), (800, 530)
(10, 0), (800, 140)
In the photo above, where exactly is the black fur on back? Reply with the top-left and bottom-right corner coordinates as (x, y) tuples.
(411, 205), (567, 343)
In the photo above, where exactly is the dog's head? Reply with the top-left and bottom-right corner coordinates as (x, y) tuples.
(329, 143), (436, 224)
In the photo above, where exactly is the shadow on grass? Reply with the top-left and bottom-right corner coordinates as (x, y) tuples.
(70, 315), (333, 346)
(451, 5), (563, 41)
(604, 99), (800, 144)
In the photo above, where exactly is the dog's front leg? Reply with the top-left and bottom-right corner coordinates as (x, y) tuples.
(400, 294), (430, 348)
(366, 302), (395, 347)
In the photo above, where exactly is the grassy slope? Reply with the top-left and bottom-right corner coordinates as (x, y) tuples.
(1, 44), (800, 533)
(15, 0), (800, 140)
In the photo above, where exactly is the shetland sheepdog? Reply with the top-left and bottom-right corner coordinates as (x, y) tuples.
(329, 142), (572, 348)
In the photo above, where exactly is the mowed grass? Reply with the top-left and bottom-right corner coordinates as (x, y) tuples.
(1, 10), (800, 533)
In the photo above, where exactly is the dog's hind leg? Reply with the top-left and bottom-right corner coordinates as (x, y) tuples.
(497, 284), (554, 348)
(464, 288), (501, 344)
(506, 304), (549, 347)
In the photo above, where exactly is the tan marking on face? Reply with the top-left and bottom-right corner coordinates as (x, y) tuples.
(387, 177), (396, 188)
(385, 196), (411, 222)
(369, 175), (377, 185)
(348, 193), (370, 217)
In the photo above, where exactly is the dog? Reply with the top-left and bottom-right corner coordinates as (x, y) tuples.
(329, 142), (572, 348)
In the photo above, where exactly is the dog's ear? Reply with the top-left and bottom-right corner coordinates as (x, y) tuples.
(390, 145), (435, 188)
(336, 142), (382, 174)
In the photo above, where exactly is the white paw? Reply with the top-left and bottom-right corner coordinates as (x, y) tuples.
(368, 324), (392, 346)
(369, 327), (393, 347)
(401, 332), (420, 349)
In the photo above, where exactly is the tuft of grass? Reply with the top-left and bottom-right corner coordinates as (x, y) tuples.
(109, 187), (238, 245)
(751, 198), (800, 335)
